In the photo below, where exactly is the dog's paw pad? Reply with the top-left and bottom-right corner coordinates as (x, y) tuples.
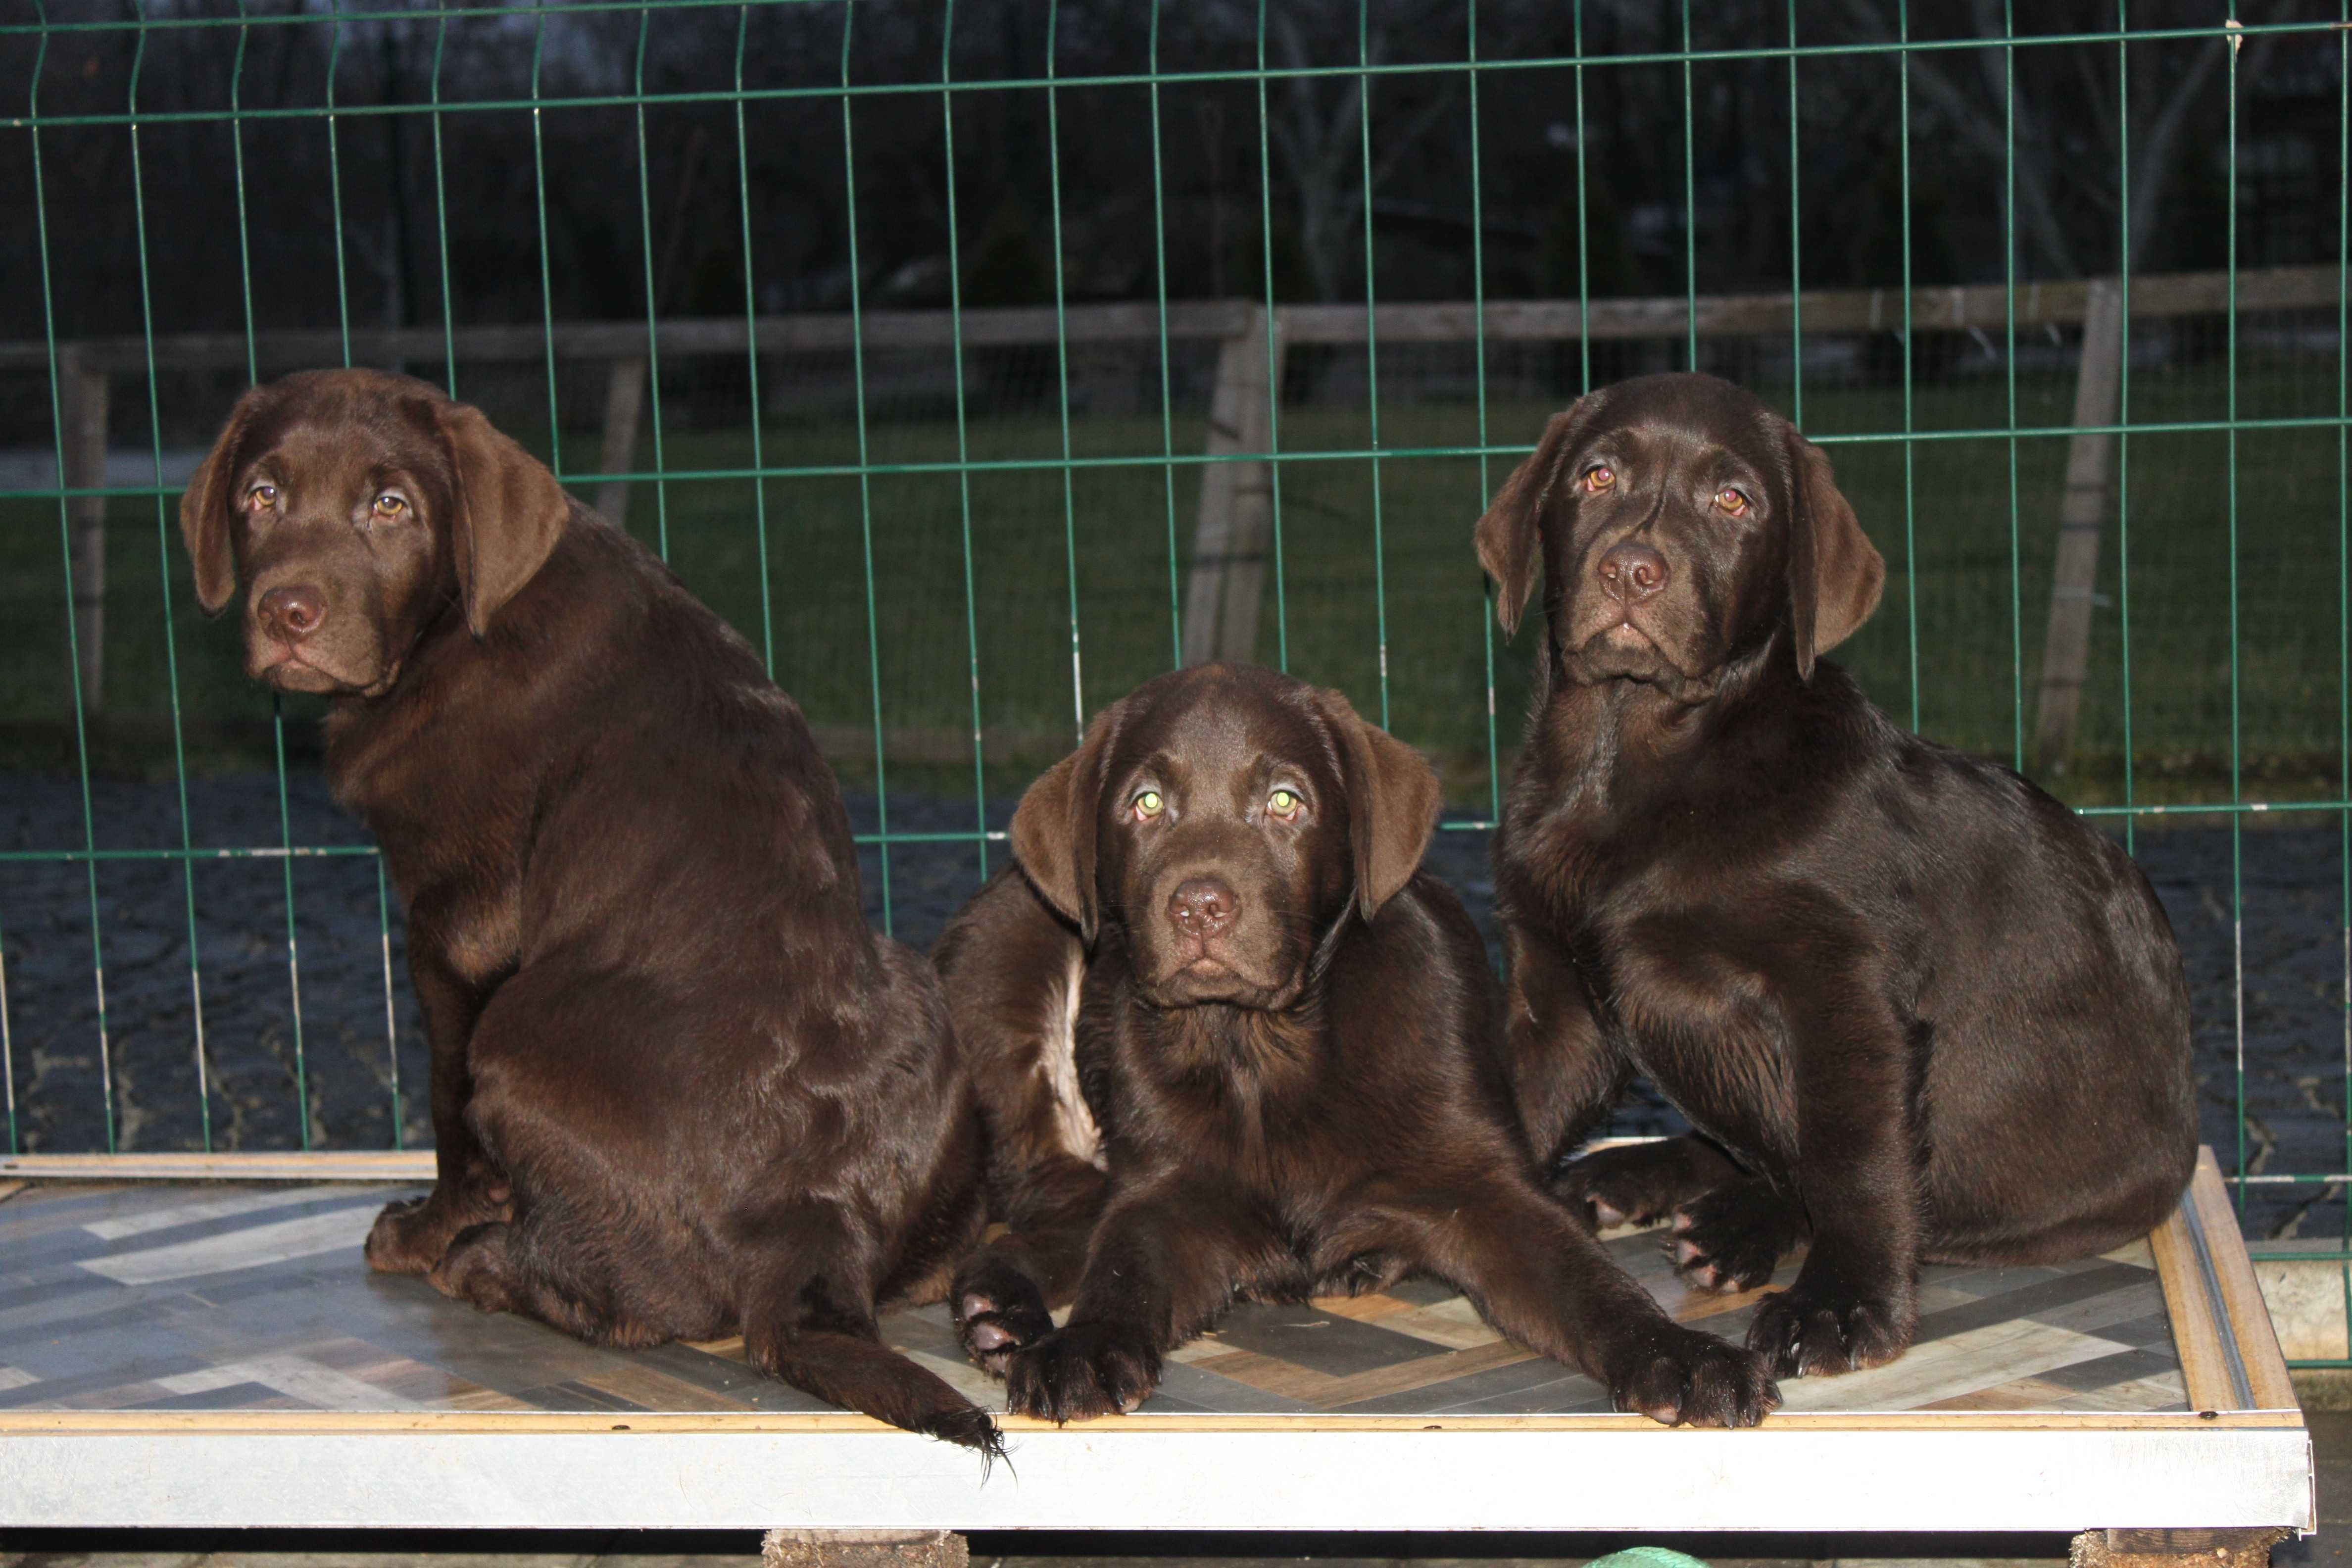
(951, 1274), (1054, 1374)
(963, 1316), (1018, 1355)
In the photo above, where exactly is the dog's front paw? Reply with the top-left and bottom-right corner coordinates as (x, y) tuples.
(364, 1181), (509, 1275)
(1557, 1140), (1715, 1229)
(365, 1193), (457, 1274)
(1604, 1322), (1780, 1427)
(953, 1259), (1056, 1376)
(1746, 1279), (1913, 1377)
(1005, 1321), (1161, 1422)
(1666, 1180), (1801, 1292)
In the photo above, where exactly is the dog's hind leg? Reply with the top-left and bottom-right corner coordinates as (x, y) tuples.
(1663, 1172), (1805, 1291)
(1557, 1134), (1743, 1228)
(952, 1154), (1103, 1374)
(428, 1211), (677, 1350)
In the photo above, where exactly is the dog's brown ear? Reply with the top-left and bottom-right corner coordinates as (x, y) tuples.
(1784, 427), (1885, 681)
(435, 400), (571, 638)
(1010, 703), (1125, 943)
(179, 387), (271, 615)
(1320, 687), (1443, 921)
(1475, 394), (1597, 638)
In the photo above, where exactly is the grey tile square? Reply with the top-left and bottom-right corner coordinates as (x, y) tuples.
(1207, 1300), (1447, 1375)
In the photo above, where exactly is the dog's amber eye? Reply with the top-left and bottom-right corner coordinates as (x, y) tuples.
(244, 483), (277, 511)
(1131, 789), (1165, 821)
(1714, 486), (1751, 516)
(1267, 788), (1302, 821)
(1578, 464), (1616, 494)
(371, 493), (408, 520)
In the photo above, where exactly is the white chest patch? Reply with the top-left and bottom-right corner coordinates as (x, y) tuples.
(1042, 945), (1105, 1169)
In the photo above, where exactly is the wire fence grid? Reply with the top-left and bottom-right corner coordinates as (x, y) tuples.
(2, 1), (2351, 1361)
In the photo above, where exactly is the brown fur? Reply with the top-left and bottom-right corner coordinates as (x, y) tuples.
(180, 368), (998, 1455)
(1477, 373), (2198, 1379)
(935, 664), (1779, 1427)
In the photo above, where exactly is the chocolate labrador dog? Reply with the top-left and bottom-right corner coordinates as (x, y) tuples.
(936, 663), (1779, 1427)
(1476, 372), (2198, 1379)
(180, 368), (996, 1453)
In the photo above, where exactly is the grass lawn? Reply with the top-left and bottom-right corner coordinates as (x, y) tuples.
(3, 357), (2347, 818)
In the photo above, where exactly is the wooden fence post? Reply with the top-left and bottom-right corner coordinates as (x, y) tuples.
(1182, 305), (1286, 666)
(59, 345), (108, 713)
(595, 355), (648, 526)
(2032, 277), (2125, 774)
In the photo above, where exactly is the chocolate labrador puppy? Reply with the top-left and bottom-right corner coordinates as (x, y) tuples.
(180, 368), (996, 1453)
(1476, 372), (2197, 1379)
(936, 663), (1779, 1427)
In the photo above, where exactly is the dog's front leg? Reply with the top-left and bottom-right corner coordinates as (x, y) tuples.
(1743, 983), (1920, 1377)
(364, 935), (511, 1274)
(1387, 1176), (1779, 1427)
(1501, 922), (1629, 1179)
(1004, 1178), (1277, 1422)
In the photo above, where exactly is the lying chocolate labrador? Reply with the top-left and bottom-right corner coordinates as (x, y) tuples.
(180, 369), (996, 1453)
(935, 663), (1779, 1426)
(1476, 372), (2198, 1379)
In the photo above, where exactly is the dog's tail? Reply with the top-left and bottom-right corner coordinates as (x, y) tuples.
(755, 1326), (1004, 1465)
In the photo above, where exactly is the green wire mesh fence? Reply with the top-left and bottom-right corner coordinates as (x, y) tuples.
(2, 2), (2350, 1357)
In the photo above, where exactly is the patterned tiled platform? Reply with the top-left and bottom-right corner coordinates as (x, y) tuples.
(0, 1150), (2310, 1536)
(0, 1176), (2183, 1418)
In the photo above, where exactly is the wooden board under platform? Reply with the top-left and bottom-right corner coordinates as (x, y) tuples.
(0, 1147), (2312, 1536)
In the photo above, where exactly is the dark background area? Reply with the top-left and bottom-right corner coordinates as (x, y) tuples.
(3, 0), (2337, 354)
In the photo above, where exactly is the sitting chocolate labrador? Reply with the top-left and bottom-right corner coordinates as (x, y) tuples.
(935, 663), (1779, 1427)
(1475, 372), (2198, 1379)
(179, 368), (996, 1453)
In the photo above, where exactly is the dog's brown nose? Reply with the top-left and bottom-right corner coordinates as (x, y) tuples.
(1169, 876), (1238, 939)
(258, 585), (327, 643)
(1597, 541), (1669, 605)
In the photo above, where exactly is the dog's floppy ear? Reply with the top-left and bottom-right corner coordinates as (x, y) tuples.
(1782, 425), (1885, 681)
(435, 399), (571, 638)
(1475, 393), (1599, 639)
(179, 385), (273, 615)
(1318, 687), (1443, 922)
(1010, 701), (1127, 944)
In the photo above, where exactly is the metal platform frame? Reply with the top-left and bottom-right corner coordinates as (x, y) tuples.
(0, 1149), (2313, 1542)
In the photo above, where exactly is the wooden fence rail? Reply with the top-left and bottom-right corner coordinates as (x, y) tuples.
(8, 262), (2341, 763)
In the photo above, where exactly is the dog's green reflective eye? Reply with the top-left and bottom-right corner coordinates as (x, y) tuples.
(1268, 788), (1301, 817)
(1133, 789), (1164, 819)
